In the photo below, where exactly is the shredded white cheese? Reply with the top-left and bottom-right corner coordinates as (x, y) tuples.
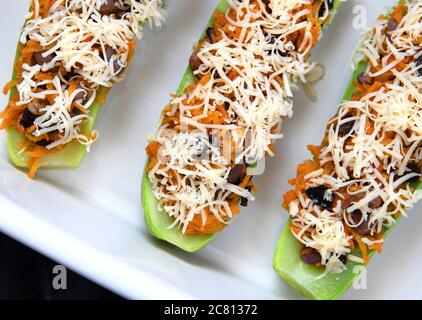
(289, 0), (422, 272)
(149, 0), (331, 232)
(15, 0), (164, 149)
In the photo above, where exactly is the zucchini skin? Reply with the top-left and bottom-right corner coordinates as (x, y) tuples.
(273, 61), (422, 300)
(142, 0), (343, 252)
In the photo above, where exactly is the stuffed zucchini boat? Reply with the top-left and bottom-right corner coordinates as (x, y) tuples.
(142, 0), (343, 252)
(1, 0), (164, 178)
(274, 0), (422, 299)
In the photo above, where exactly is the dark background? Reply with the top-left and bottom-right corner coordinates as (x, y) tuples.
(0, 232), (122, 300)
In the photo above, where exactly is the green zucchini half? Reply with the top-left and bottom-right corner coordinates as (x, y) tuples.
(273, 30), (421, 300)
(142, 0), (343, 252)
(4, 5), (146, 169)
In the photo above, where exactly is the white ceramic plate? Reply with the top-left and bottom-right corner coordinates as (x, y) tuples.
(1, 0), (421, 299)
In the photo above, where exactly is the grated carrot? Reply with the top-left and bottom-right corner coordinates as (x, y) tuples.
(2, 80), (17, 95)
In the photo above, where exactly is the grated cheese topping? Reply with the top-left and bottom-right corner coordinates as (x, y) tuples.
(148, 0), (336, 233)
(14, 0), (164, 149)
(287, 0), (422, 272)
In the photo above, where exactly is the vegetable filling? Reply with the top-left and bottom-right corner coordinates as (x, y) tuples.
(146, 0), (337, 235)
(1, 0), (164, 177)
(283, 1), (422, 273)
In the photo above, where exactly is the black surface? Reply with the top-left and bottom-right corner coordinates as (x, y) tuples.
(0, 232), (122, 300)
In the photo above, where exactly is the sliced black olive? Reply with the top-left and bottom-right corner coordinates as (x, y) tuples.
(206, 27), (216, 43)
(395, 162), (421, 184)
(102, 45), (123, 75)
(339, 254), (348, 264)
(74, 91), (85, 101)
(405, 162), (421, 183)
(261, 0), (271, 7)
(72, 82), (89, 101)
(20, 106), (39, 128)
(227, 164), (244, 184)
(341, 191), (366, 209)
(350, 210), (371, 235)
(74, 87), (87, 101)
(300, 247), (321, 265)
(340, 195), (351, 210)
(33, 51), (55, 66)
(357, 72), (367, 85)
(268, 47), (286, 56)
(263, 0), (272, 14)
(99, 0), (120, 15)
(305, 185), (333, 209)
(318, 5), (325, 18)
(104, 45), (115, 62)
(387, 18), (398, 32)
(368, 196), (383, 209)
(36, 139), (50, 147)
(318, 0), (334, 18)
(338, 115), (355, 137)
(240, 187), (251, 207)
(416, 55), (422, 77)
(357, 72), (373, 85)
(113, 60), (124, 75)
(189, 52), (202, 72)
(338, 122), (354, 137)
(265, 37), (286, 56)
